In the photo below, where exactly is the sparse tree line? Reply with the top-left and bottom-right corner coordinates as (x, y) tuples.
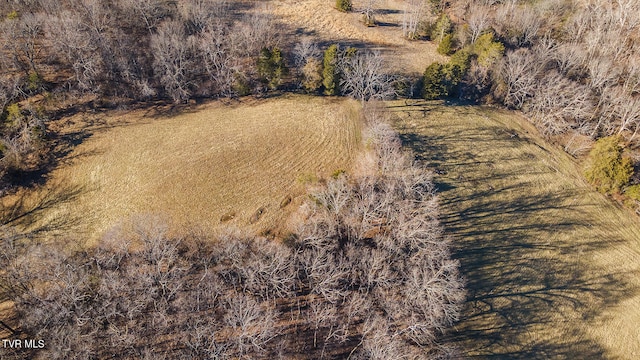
(0, 108), (464, 359)
(0, 0), (397, 195)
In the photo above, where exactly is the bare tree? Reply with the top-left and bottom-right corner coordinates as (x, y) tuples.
(0, 74), (21, 112)
(358, 0), (380, 26)
(117, 0), (175, 35)
(180, 318), (227, 358)
(587, 56), (621, 91)
(467, 3), (491, 44)
(293, 37), (319, 68)
(46, 10), (101, 91)
(308, 299), (337, 348)
(0, 12), (44, 78)
(151, 20), (194, 102)
(613, 90), (640, 137)
(236, 237), (296, 300)
(232, 7), (279, 59)
(552, 42), (587, 78)
(223, 293), (276, 356)
(340, 50), (395, 102)
(622, 56), (640, 95)
(498, 48), (544, 109)
(179, 0), (228, 34)
(197, 23), (236, 96)
(402, 0), (427, 39)
(494, 2), (542, 47)
(527, 71), (595, 136)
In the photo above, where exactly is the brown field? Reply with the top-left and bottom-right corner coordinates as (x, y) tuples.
(390, 100), (640, 359)
(1, 95), (361, 244)
(271, 0), (447, 76)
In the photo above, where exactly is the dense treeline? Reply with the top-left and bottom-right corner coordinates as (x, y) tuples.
(0, 0), (281, 103)
(424, 0), (640, 149)
(0, 109), (464, 359)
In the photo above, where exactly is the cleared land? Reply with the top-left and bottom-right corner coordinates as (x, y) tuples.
(0, 95), (361, 243)
(271, 0), (447, 76)
(390, 100), (640, 359)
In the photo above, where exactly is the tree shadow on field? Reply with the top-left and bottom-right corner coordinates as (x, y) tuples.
(373, 21), (400, 28)
(1, 182), (86, 238)
(393, 106), (638, 359)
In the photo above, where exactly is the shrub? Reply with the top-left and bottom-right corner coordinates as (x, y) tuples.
(624, 184), (640, 211)
(437, 33), (455, 55)
(625, 184), (640, 201)
(233, 72), (251, 96)
(4, 103), (22, 124)
(433, 13), (453, 43)
(472, 33), (505, 68)
(27, 71), (41, 92)
(344, 46), (357, 58)
(270, 48), (287, 86)
(419, 20), (436, 41)
(584, 135), (633, 194)
(323, 44), (340, 96)
(331, 168), (346, 179)
(336, 0), (352, 12)
(258, 47), (273, 80)
(450, 48), (471, 73)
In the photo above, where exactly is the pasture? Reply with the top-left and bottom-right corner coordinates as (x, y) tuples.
(1, 95), (361, 244)
(390, 100), (640, 359)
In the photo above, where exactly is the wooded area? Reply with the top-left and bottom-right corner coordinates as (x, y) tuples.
(1, 107), (464, 359)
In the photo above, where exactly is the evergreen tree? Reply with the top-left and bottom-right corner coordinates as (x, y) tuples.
(323, 44), (340, 96)
(423, 62), (448, 99)
(257, 47), (288, 90)
(437, 34), (455, 55)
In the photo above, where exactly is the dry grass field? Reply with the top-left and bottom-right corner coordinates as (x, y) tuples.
(271, 0), (447, 75)
(0, 95), (361, 244)
(390, 100), (640, 359)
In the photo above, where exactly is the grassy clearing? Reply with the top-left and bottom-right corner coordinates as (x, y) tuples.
(271, 0), (446, 76)
(1, 95), (361, 244)
(390, 100), (640, 359)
